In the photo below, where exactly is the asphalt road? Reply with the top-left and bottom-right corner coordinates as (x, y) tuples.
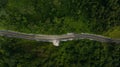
(0, 30), (120, 46)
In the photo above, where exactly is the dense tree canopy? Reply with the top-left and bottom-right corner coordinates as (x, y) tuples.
(0, 0), (120, 67)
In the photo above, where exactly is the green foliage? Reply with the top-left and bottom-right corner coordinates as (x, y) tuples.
(0, 0), (120, 67)
(105, 26), (120, 38)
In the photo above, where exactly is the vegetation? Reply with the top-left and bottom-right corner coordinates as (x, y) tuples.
(105, 26), (120, 38)
(0, 0), (120, 67)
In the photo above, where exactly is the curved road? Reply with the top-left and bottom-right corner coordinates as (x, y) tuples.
(0, 30), (120, 46)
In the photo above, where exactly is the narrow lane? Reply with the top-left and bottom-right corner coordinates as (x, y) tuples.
(0, 30), (120, 46)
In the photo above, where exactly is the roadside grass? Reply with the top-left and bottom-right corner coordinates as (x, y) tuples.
(104, 26), (120, 39)
(0, 23), (6, 30)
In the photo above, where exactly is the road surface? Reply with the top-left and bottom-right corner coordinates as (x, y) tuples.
(0, 30), (120, 46)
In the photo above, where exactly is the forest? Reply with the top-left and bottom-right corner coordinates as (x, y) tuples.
(0, 0), (120, 67)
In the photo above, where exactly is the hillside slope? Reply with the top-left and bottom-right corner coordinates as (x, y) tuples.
(0, 0), (120, 67)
